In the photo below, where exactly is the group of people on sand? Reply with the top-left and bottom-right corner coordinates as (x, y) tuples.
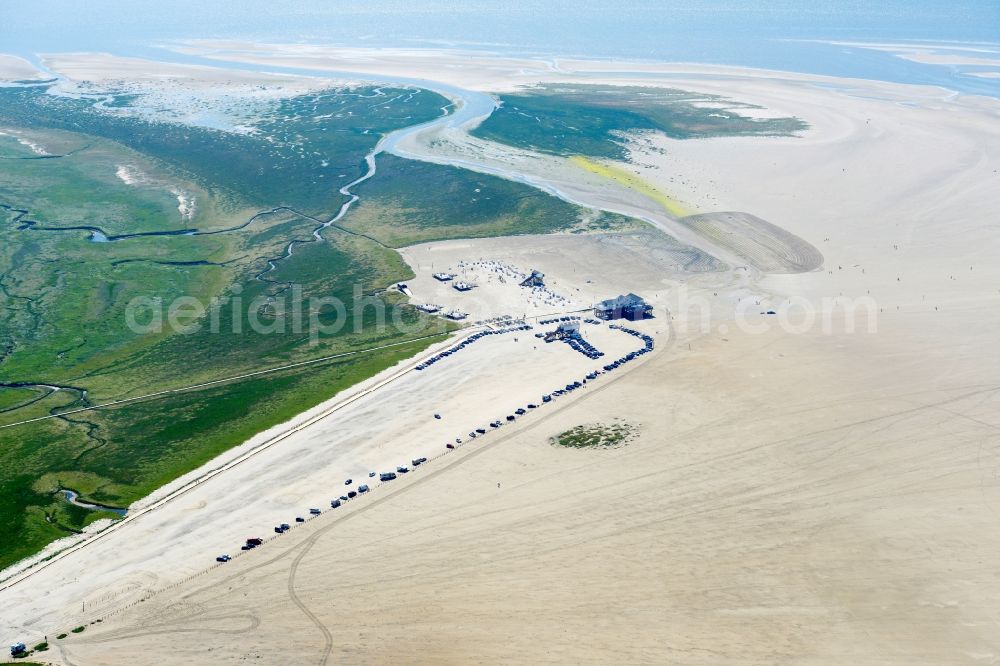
(451, 258), (575, 309)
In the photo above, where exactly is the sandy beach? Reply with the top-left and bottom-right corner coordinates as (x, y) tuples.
(41, 52), (344, 91)
(0, 54), (46, 81)
(1, 44), (998, 664)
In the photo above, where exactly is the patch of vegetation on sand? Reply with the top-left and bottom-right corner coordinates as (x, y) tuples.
(552, 421), (637, 449)
(343, 154), (641, 246)
(473, 84), (808, 160)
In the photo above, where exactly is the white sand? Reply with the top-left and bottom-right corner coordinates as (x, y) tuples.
(40, 52), (340, 92)
(2, 46), (999, 664)
(0, 54), (46, 81)
(175, 41), (867, 92)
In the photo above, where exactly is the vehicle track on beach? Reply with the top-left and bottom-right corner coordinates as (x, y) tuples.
(279, 324), (674, 666)
(55, 320), (672, 663)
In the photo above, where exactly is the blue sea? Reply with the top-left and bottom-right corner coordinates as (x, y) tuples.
(2, 0), (998, 96)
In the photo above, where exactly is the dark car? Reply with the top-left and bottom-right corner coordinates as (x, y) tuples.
(309, 508), (321, 515)
(216, 554), (231, 562)
(295, 516), (305, 523)
(506, 415), (516, 422)
(340, 494), (349, 501)
(412, 457), (428, 466)
(246, 537), (263, 547)
(347, 491), (357, 498)
(476, 428), (487, 434)
(397, 466), (410, 474)
(358, 484), (369, 493)
(447, 443), (455, 449)
(331, 499), (342, 508)
(344, 478), (353, 485)
(380, 472), (397, 481)
(369, 471), (376, 478)
(515, 408), (526, 415)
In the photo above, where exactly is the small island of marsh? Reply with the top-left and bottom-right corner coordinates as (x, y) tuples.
(552, 421), (637, 449)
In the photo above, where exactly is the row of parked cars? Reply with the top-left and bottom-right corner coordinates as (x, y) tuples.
(215, 325), (655, 564)
(215, 455), (444, 562)
(451, 326), (654, 451)
(566, 333), (604, 360)
(217, 534), (266, 561)
(602, 325), (654, 371)
(540, 325), (654, 403)
(459, 337), (653, 446)
(538, 315), (580, 326)
(416, 324), (532, 371)
(461, 402), (540, 442)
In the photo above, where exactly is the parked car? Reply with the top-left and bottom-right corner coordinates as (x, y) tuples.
(369, 471), (376, 478)
(380, 472), (397, 481)
(295, 516), (305, 523)
(330, 499), (342, 508)
(397, 466), (410, 474)
(309, 508), (321, 515)
(358, 484), (369, 493)
(344, 478), (353, 485)
(216, 554), (231, 562)
(347, 491), (357, 498)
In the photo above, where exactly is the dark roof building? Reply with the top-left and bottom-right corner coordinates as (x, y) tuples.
(594, 293), (652, 321)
